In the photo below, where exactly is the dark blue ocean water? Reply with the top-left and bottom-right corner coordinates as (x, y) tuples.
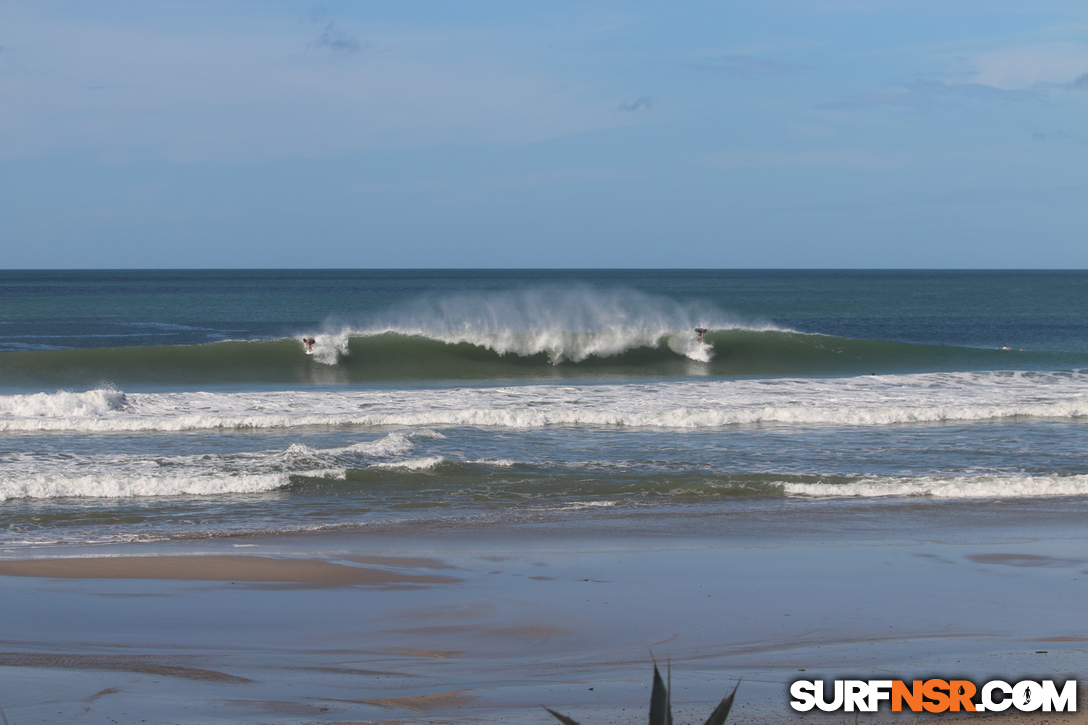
(1, 270), (1086, 546)
(3, 269), (1087, 354)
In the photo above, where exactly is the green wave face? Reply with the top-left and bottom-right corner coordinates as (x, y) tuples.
(0, 329), (1077, 390)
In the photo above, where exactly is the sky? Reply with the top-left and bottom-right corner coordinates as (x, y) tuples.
(1, 1), (1087, 268)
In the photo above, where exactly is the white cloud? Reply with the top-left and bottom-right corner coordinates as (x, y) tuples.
(0, 8), (632, 161)
(968, 41), (1088, 89)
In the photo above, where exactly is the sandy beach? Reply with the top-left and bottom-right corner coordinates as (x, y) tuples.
(0, 554), (461, 586)
(2, 507), (1085, 725)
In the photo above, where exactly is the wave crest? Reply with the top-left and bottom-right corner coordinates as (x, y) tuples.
(314, 286), (769, 365)
(0, 388), (127, 418)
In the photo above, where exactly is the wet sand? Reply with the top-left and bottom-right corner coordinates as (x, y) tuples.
(0, 520), (1085, 724)
(0, 554), (461, 586)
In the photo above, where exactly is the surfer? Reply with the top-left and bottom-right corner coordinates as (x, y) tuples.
(694, 328), (708, 341)
(1001, 343), (1012, 351)
(303, 337), (316, 353)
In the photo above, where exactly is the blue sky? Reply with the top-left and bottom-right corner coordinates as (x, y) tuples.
(2, 1), (1086, 268)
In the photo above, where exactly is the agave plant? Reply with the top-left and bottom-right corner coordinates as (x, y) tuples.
(546, 663), (739, 725)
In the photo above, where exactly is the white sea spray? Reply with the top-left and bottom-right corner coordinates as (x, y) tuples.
(309, 286), (772, 365)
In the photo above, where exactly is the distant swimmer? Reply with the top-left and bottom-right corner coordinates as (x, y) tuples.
(694, 328), (708, 341)
(303, 337), (316, 353)
(1001, 343), (1013, 351)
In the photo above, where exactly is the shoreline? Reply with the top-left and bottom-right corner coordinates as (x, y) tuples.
(1, 518), (1085, 724)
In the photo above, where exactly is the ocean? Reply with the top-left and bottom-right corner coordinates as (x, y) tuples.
(3, 269), (1088, 549)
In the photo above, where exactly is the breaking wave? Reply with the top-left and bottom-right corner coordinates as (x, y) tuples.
(3, 370), (1086, 433)
(2, 286), (1077, 388)
(0, 430), (443, 502)
(0, 329), (1066, 389)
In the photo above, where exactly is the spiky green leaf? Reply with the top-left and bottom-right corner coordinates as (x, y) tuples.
(649, 664), (673, 725)
(545, 706), (583, 725)
(703, 680), (741, 725)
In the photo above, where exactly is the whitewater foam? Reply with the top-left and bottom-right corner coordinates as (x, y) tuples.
(0, 431), (435, 502)
(283, 431), (444, 462)
(0, 388), (127, 418)
(1, 472), (290, 501)
(371, 456), (445, 471)
(552, 500), (620, 510)
(782, 474), (1088, 499)
(4, 371), (1085, 433)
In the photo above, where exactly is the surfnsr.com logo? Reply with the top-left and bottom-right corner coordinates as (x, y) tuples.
(790, 679), (1077, 713)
